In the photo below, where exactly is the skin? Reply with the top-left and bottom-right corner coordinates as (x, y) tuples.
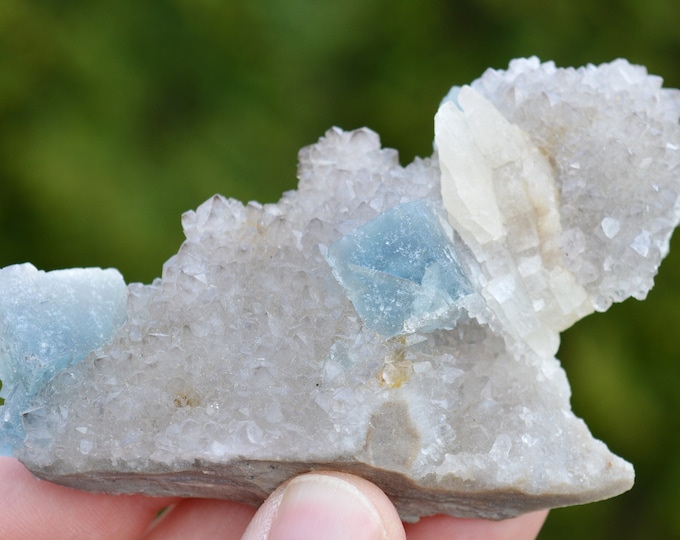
(0, 457), (548, 539)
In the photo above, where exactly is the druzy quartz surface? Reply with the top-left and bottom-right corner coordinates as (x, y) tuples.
(2, 58), (680, 520)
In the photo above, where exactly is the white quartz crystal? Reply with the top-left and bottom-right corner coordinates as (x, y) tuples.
(3, 58), (679, 520)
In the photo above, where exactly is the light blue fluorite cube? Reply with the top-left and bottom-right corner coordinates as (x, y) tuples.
(0, 264), (127, 455)
(327, 200), (471, 338)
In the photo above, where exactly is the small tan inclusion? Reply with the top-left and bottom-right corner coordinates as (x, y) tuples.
(377, 336), (414, 389)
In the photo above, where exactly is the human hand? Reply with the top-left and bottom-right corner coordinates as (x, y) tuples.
(0, 457), (547, 539)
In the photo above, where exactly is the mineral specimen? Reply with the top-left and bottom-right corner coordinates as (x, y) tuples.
(2, 57), (679, 520)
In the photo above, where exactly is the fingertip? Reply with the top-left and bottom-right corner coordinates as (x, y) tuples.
(143, 498), (256, 539)
(241, 471), (406, 540)
(0, 457), (178, 540)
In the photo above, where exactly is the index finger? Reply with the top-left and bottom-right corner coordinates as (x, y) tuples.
(0, 457), (179, 540)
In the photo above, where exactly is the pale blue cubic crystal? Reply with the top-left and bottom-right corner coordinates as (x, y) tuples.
(327, 200), (471, 338)
(0, 264), (127, 455)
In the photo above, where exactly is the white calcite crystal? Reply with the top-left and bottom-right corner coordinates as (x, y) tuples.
(2, 58), (680, 520)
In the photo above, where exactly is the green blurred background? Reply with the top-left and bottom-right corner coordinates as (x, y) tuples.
(1, 1), (679, 538)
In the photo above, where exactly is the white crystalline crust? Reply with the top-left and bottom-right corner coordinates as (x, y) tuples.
(468, 57), (680, 311)
(437, 58), (680, 358)
(11, 58), (680, 519)
(23, 130), (444, 465)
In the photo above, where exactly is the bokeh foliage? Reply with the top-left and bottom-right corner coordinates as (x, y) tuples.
(1, 1), (679, 538)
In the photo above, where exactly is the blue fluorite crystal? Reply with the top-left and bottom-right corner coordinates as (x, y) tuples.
(327, 200), (471, 338)
(0, 264), (127, 455)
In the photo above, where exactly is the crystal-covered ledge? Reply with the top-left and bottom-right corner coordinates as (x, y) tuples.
(2, 57), (679, 521)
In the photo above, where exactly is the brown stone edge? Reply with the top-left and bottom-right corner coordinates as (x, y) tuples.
(26, 458), (633, 521)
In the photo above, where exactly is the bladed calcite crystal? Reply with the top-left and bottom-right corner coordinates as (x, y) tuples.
(2, 57), (680, 520)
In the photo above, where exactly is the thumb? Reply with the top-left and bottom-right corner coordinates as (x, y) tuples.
(240, 471), (406, 540)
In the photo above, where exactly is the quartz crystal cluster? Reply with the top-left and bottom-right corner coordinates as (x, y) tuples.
(1, 58), (679, 520)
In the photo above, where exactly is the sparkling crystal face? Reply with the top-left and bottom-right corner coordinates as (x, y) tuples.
(326, 200), (472, 338)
